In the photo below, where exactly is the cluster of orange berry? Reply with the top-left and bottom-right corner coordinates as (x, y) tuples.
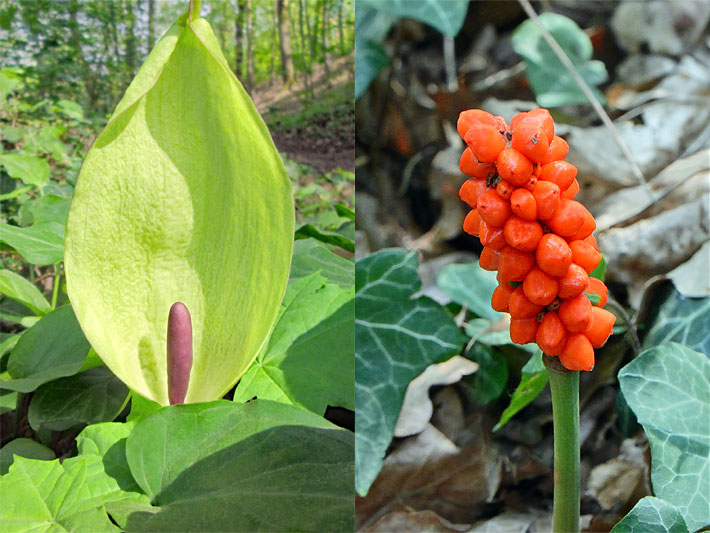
(458, 108), (615, 371)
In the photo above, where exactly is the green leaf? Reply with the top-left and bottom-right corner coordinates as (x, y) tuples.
(24, 195), (71, 226)
(464, 318), (538, 354)
(355, 249), (465, 495)
(512, 13), (608, 107)
(0, 389), (16, 415)
(619, 343), (709, 531)
(295, 223), (355, 252)
(363, 0), (469, 37)
(233, 273), (354, 414)
(494, 350), (548, 431)
(56, 99), (84, 121)
(28, 366), (130, 431)
(0, 269), (50, 315)
(76, 422), (141, 493)
(64, 14), (294, 405)
(290, 238), (354, 288)
(1, 305), (90, 393)
(0, 438), (55, 475)
(0, 455), (147, 532)
(0, 153), (50, 187)
(466, 344), (508, 405)
(642, 284), (710, 355)
(355, 40), (390, 100)
(334, 203), (355, 220)
(611, 496), (688, 533)
(126, 390), (163, 422)
(589, 255), (606, 282)
(0, 71), (20, 103)
(115, 400), (353, 532)
(0, 221), (65, 265)
(586, 292), (602, 305)
(438, 262), (501, 321)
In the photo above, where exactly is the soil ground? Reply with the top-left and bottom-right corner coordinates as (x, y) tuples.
(252, 53), (355, 174)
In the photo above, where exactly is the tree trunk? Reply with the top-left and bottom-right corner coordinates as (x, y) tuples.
(276, 0), (294, 83)
(125, 0), (137, 74)
(322, 0), (330, 82)
(246, 0), (254, 90)
(338, 0), (344, 54)
(297, 0), (310, 93)
(148, 0), (155, 48)
(235, 0), (245, 79)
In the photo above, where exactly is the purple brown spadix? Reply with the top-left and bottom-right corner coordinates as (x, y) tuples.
(167, 302), (193, 405)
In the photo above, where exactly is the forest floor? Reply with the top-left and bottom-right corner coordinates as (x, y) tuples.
(252, 53), (355, 174)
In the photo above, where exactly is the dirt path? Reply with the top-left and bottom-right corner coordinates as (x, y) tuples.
(252, 54), (355, 175)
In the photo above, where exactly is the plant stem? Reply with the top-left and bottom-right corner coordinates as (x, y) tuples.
(50, 266), (61, 310)
(189, 0), (201, 21)
(544, 355), (580, 533)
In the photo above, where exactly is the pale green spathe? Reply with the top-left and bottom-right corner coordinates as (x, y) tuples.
(65, 13), (294, 405)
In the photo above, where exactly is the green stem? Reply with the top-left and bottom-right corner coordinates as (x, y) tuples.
(50, 267), (61, 310)
(188, 0), (201, 21)
(544, 355), (580, 533)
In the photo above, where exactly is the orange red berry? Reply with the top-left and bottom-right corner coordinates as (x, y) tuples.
(457, 107), (615, 369)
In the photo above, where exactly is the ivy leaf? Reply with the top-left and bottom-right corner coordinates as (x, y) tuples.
(233, 273), (354, 414)
(0, 269), (50, 316)
(512, 13), (608, 107)
(619, 343), (710, 531)
(355, 249), (465, 495)
(114, 400), (353, 532)
(64, 12), (294, 405)
(642, 284), (710, 355)
(1, 305), (90, 393)
(611, 496), (688, 533)
(362, 0), (469, 37)
(494, 350), (548, 431)
(438, 262), (501, 321)
(466, 344), (508, 405)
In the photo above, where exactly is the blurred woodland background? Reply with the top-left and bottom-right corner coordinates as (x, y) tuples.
(355, 0), (709, 532)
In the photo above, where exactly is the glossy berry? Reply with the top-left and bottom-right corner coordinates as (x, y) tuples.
(498, 246), (536, 283)
(523, 267), (558, 306)
(497, 147), (534, 186)
(536, 234), (573, 277)
(541, 135), (569, 165)
(463, 209), (481, 236)
(561, 178), (580, 200)
(568, 209), (596, 241)
(511, 120), (549, 163)
(479, 247), (500, 271)
(586, 277), (609, 307)
(496, 179), (515, 200)
(559, 333), (595, 371)
(539, 161), (577, 191)
(536, 311), (567, 356)
(459, 178), (488, 208)
(510, 188), (537, 221)
(460, 148), (497, 179)
(466, 124), (507, 163)
(504, 216), (543, 252)
(584, 307), (616, 348)
(559, 293), (592, 333)
(557, 263), (589, 299)
(547, 199), (586, 237)
(479, 221), (507, 251)
(509, 286), (544, 318)
(458, 109), (507, 138)
(477, 189), (511, 227)
(491, 283), (515, 312)
(510, 317), (539, 345)
(532, 180), (560, 220)
(570, 240), (602, 273)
